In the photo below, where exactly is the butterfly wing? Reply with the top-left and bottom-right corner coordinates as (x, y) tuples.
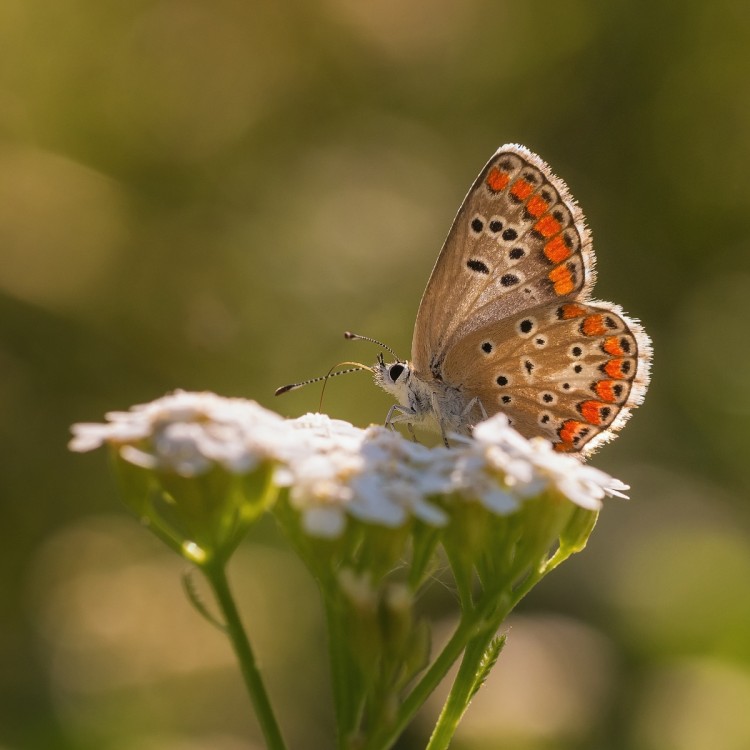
(412, 144), (594, 380)
(440, 300), (652, 455)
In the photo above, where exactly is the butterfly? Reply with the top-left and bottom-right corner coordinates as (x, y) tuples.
(367, 144), (652, 456)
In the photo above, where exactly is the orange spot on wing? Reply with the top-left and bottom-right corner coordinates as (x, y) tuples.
(602, 336), (625, 356)
(582, 314), (607, 337)
(554, 443), (574, 453)
(603, 358), (631, 379)
(526, 194), (549, 217)
(556, 419), (590, 451)
(544, 234), (571, 264)
(593, 380), (624, 403)
(510, 178), (534, 200)
(486, 167), (510, 192)
(559, 303), (587, 319)
(579, 400), (611, 425)
(548, 264), (575, 296)
(533, 214), (562, 238)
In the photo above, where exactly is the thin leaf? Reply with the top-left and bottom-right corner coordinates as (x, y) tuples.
(182, 570), (227, 632)
(469, 634), (506, 700)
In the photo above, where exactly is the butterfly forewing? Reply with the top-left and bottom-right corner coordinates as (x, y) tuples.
(440, 300), (651, 455)
(412, 145), (594, 378)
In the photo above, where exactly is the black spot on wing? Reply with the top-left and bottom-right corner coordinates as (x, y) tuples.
(467, 259), (490, 274)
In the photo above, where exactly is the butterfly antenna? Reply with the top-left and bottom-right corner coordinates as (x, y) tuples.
(274, 361), (372, 397)
(344, 331), (401, 362)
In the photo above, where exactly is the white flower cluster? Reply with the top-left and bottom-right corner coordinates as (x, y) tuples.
(70, 391), (629, 538)
(70, 391), (287, 476)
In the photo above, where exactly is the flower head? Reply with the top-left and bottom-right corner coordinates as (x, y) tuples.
(470, 414), (629, 509)
(70, 390), (286, 476)
(71, 392), (629, 555)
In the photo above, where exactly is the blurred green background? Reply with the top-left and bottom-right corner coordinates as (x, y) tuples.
(2, 1), (750, 748)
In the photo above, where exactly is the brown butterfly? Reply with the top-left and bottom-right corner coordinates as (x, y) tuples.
(368, 144), (652, 456)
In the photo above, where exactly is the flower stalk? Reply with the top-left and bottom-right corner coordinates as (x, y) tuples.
(202, 560), (288, 750)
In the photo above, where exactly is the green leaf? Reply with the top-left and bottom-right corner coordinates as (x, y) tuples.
(469, 634), (506, 700)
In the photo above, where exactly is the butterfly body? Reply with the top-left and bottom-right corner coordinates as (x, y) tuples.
(373, 144), (652, 456)
(373, 358), (482, 437)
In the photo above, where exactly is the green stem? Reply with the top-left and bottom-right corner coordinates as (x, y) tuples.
(366, 614), (476, 750)
(140, 515), (186, 557)
(203, 562), (287, 750)
(375, 568), (547, 750)
(425, 631), (494, 750)
(425, 568), (548, 749)
(324, 592), (358, 749)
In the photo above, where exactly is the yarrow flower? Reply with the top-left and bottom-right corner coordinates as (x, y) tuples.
(70, 390), (628, 538)
(69, 390), (635, 750)
(70, 390), (287, 475)
(470, 416), (629, 508)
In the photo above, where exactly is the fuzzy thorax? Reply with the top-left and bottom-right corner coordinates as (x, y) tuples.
(373, 358), (480, 437)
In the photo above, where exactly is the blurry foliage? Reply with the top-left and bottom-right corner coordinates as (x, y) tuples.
(1, 0), (750, 748)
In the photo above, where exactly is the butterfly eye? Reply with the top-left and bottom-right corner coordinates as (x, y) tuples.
(389, 363), (405, 381)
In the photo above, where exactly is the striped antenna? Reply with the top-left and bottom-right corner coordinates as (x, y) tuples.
(344, 331), (401, 362)
(274, 361), (371, 397)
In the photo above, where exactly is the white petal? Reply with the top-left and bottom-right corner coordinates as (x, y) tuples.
(119, 445), (158, 469)
(478, 487), (519, 514)
(302, 507), (346, 538)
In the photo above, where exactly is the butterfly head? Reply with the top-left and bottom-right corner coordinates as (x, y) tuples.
(373, 352), (412, 402)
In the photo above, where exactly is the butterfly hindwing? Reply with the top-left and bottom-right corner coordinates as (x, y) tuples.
(439, 300), (651, 455)
(412, 145), (594, 378)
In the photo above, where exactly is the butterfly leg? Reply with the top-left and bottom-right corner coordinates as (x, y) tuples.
(384, 403), (415, 430)
(462, 396), (488, 422)
(385, 404), (420, 442)
(478, 399), (488, 420)
(427, 391), (451, 448)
